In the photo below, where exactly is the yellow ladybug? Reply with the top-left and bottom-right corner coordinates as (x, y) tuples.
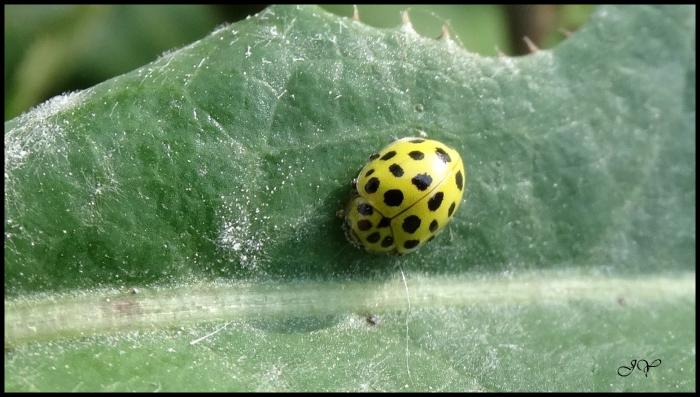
(342, 137), (466, 254)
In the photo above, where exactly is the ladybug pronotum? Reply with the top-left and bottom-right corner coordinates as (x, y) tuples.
(342, 137), (466, 254)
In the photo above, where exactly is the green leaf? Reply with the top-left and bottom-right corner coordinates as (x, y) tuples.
(4, 4), (695, 392)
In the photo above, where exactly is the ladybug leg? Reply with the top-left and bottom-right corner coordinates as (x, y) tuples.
(351, 178), (358, 192)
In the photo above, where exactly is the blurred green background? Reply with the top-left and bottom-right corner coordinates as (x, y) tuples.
(4, 4), (593, 121)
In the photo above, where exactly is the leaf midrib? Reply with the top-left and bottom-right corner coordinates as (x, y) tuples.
(5, 270), (694, 344)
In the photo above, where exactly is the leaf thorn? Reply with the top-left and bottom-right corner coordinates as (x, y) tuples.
(495, 45), (507, 58)
(352, 5), (360, 22)
(401, 10), (414, 31)
(523, 36), (539, 53)
(558, 28), (573, 38)
(437, 23), (451, 41)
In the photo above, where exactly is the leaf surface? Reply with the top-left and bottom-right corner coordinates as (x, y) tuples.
(4, 5), (695, 392)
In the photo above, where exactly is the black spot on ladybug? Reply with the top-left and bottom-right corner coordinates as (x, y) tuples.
(427, 192), (444, 211)
(357, 219), (372, 231)
(435, 147), (451, 163)
(369, 153), (380, 160)
(366, 232), (381, 243)
(377, 217), (391, 228)
(380, 151), (397, 161)
(448, 202), (456, 217)
(410, 139), (425, 143)
(429, 219), (438, 232)
(409, 151), (424, 160)
(365, 177), (380, 194)
(357, 203), (373, 216)
(381, 236), (394, 247)
(402, 215), (421, 234)
(389, 163), (404, 177)
(411, 173), (432, 191)
(456, 170), (463, 190)
(384, 189), (404, 207)
(365, 169), (375, 177)
(404, 240), (420, 249)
